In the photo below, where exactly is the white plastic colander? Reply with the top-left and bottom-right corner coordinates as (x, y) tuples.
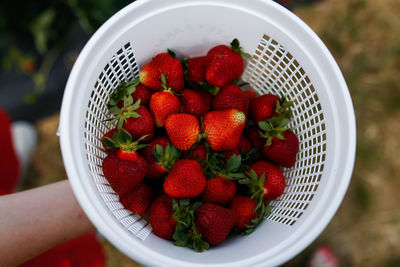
(59, 0), (356, 266)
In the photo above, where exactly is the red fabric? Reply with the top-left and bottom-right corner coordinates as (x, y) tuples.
(19, 233), (106, 267)
(0, 108), (20, 195)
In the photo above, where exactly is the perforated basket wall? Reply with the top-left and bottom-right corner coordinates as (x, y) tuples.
(60, 1), (355, 266)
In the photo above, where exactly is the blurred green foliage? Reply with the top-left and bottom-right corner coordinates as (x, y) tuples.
(0, 0), (132, 57)
(0, 0), (133, 103)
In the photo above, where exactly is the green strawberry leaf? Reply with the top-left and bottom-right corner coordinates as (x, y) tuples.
(152, 143), (181, 172)
(243, 202), (271, 235)
(124, 95), (134, 107)
(125, 112), (141, 119)
(167, 48), (176, 58)
(130, 98), (141, 110)
(102, 137), (115, 148)
(118, 129), (132, 145)
(231, 38), (240, 51)
(109, 106), (121, 115)
(117, 118), (124, 130)
(161, 73), (167, 88)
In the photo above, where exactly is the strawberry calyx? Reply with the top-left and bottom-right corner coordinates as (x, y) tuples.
(167, 48), (176, 58)
(236, 169), (271, 234)
(205, 153), (246, 179)
(243, 201), (271, 235)
(152, 143), (181, 172)
(107, 78), (139, 111)
(172, 199), (210, 252)
(217, 154), (246, 180)
(102, 129), (148, 157)
(198, 81), (220, 96)
(230, 38), (251, 60)
(258, 96), (293, 146)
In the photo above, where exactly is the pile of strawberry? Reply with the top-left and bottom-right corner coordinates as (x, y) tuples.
(101, 39), (299, 251)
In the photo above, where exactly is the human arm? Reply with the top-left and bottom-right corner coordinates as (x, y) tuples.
(0, 180), (95, 266)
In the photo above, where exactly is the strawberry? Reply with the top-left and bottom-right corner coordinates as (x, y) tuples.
(180, 89), (211, 117)
(163, 159), (207, 198)
(141, 136), (181, 179)
(165, 113), (200, 151)
(245, 126), (265, 150)
(244, 90), (258, 101)
(195, 203), (237, 245)
(250, 94), (279, 123)
(139, 52), (184, 92)
(149, 75), (181, 127)
(203, 109), (246, 151)
(256, 97), (298, 167)
(102, 130), (148, 195)
(246, 161), (286, 201)
(205, 39), (245, 87)
(225, 135), (252, 159)
(121, 104), (154, 142)
(201, 176), (237, 205)
(187, 56), (208, 83)
(251, 94), (292, 124)
(120, 182), (153, 215)
(149, 194), (177, 240)
(229, 194), (270, 234)
(212, 84), (250, 115)
(131, 83), (151, 106)
(229, 195), (258, 229)
(184, 143), (207, 166)
(106, 80), (154, 142)
(261, 129), (299, 168)
(116, 83), (152, 108)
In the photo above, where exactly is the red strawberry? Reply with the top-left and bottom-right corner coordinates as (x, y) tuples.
(165, 113), (200, 151)
(102, 153), (147, 196)
(102, 130), (148, 195)
(247, 161), (286, 201)
(180, 89), (211, 117)
(187, 56), (207, 83)
(195, 203), (237, 245)
(229, 195), (258, 229)
(205, 39), (245, 87)
(149, 75), (181, 127)
(201, 176), (237, 205)
(244, 90), (258, 101)
(131, 84), (151, 106)
(149, 194), (177, 240)
(138, 64), (160, 90)
(120, 182), (153, 215)
(139, 52), (184, 92)
(261, 129), (299, 168)
(141, 136), (180, 179)
(225, 135), (252, 159)
(212, 84), (250, 115)
(184, 143), (207, 165)
(250, 94), (279, 123)
(117, 83), (152, 108)
(245, 126), (265, 150)
(203, 109), (246, 151)
(163, 159), (207, 198)
(121, 105), (154, 142)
